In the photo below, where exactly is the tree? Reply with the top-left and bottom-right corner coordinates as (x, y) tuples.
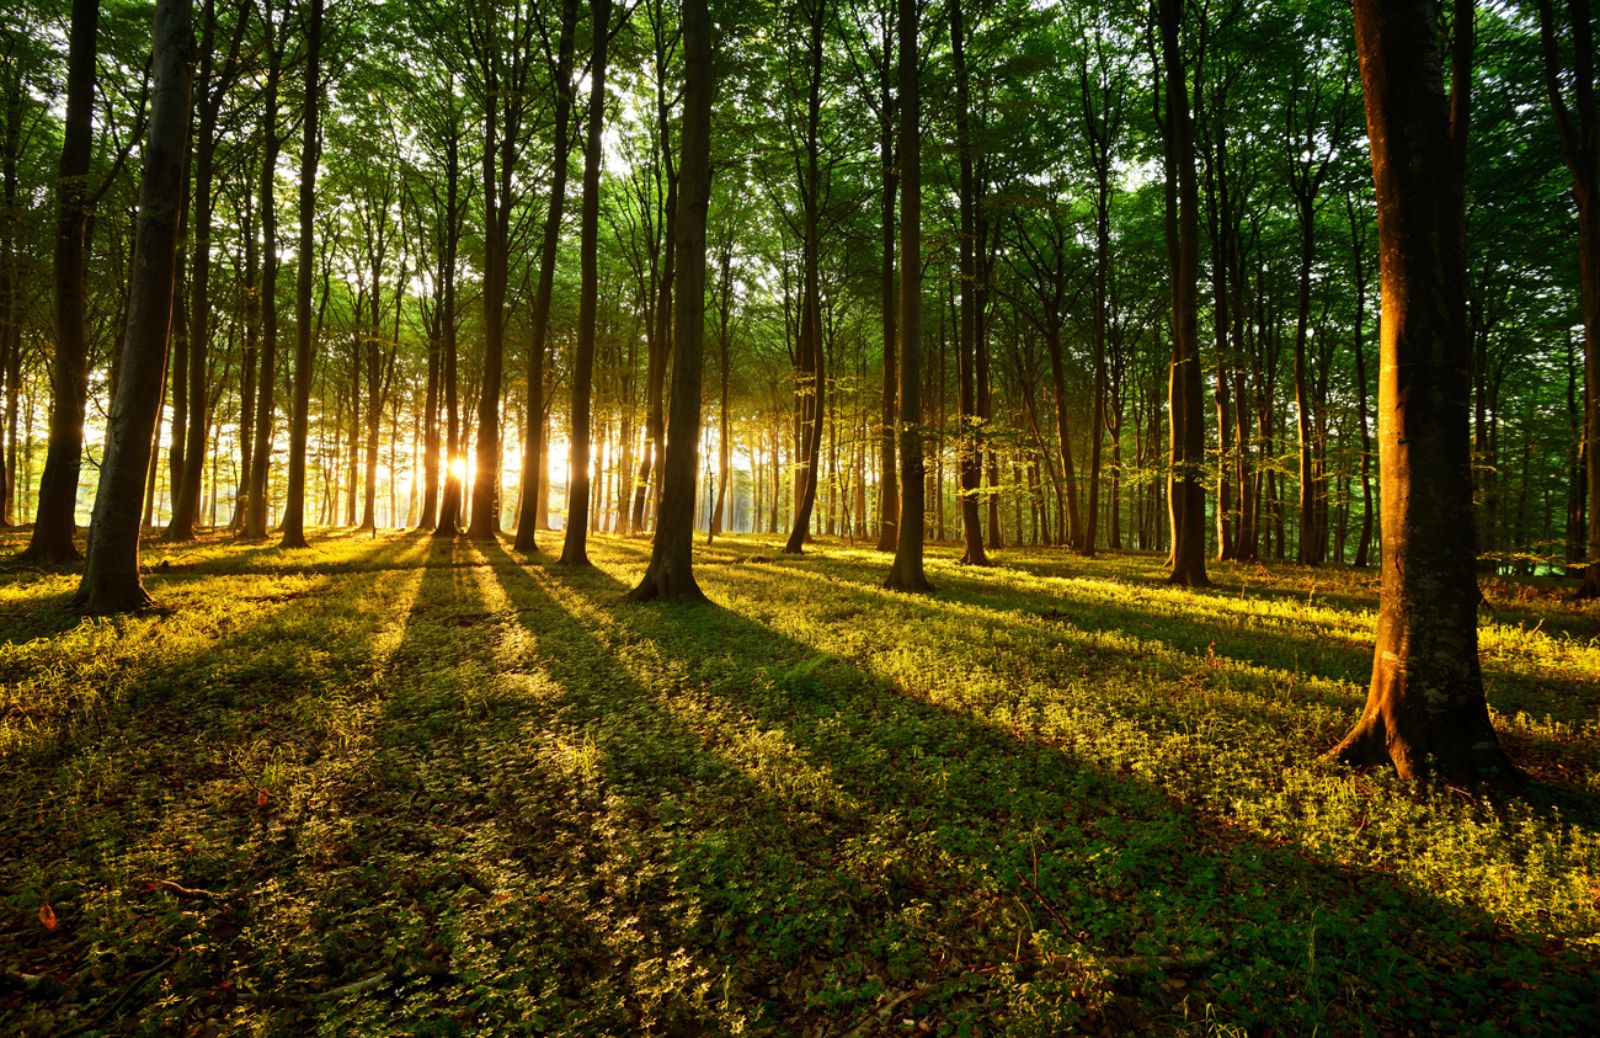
(628, 0), (712, 602)
(244, 0), (287, 540)
(280, 0), (323, 548)
(559, 0), (615, 566)
(1535, 0), (1600, 597)
(781, 0), (831, 555)
(20, 0), (98, 563)
(1330, 0), (1518, 783)
(883, 0), (932, 592)
(950, 0), (990, 567)
(165, 0), (244, 541)
(1158, 0), (1208, 587)
(74, 0), (192, 612)
(514, 0), (579, 552)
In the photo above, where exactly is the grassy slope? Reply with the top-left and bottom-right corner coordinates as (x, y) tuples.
(1, 530), (1596, 1037)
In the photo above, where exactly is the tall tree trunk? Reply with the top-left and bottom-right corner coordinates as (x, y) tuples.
(245, 0), (283, 539)
(1332, 0), (1517, 784)
(629, 0), (711, 601)
(1349, 195), (1375, 567)
(23, 0), (99, 563)
(875, 13), (898, 553)
(1292, 191), (1317, 564)
(1158, 0), (1208, 586)
(281, 0), (321, 547)
(559, 0), (612, 565)
(1537, 0), (1600, 596)
(74, 0), (192, 612)
(782, 0), (829, 555)
(515, 0), (578, 551)
(418, 303), (440, 530)
(168, 0), (240, 539)
(0, 40), (20, 527)
(434, 118), (465, 537)
(884, 0), (930, 591)
(950, 0), (989, 566)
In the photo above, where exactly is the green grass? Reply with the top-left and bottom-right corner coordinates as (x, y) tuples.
(2, 530), (1597, 1036)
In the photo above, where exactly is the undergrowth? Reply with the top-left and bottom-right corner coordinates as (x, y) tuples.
(1, 530), (1596, 1036)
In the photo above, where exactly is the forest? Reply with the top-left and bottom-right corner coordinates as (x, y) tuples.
(1, 0), (1598, 1033)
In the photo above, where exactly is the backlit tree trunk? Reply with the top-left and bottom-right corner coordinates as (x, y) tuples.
(1158, 0), (1208, 587)
(515, 0), (578, 552)
(951, 0), (989, 567)
(629, 0), (712, 602)
(280, 0), (322, 548)
(1536, 0), (1600, 597)
(22, 0), (98, 563)
(884, 0), (931, 592)
(559, 0), (613, 566)
(74, 0), (192, 613)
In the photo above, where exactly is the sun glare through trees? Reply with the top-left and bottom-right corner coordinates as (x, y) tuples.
(1, 0), (1598, 1033)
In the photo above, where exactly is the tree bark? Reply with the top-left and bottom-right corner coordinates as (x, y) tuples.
(1536, 0), (1600, 597)
(629, 0), (712, 602)
(515, 0), (578, 552)
(74, 0), (192, 613)
(244, 0), (284, 540)
(1158, 0), (1208, 587)
(884, 0), (931, 592)
(559, 0), (613, 566)
(782, 0), (829, 555)
(950, 0), (989, 567)
(1331, 0), (1518, 785)
(23, 0), (99, 563)
(280, 0), (322, 548)
(875, 11), (898, 553)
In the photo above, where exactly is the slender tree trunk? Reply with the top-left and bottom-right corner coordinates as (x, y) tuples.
(0, 45), (20, 528)
(245, 3), (283, 539)
(559, 0), (612, 565)
(1158, 0), (1208, 587)
(1536, 0), (1600, 596)
(23, 0), (99, 563)
(782, 0), (829, 555)
(1349, 196), (1375, 567)
(74, 0), (192, 612)
(281, 0), (321, 547)
(884, 0), (930, 591)
(950, 0), (989, 566)
(515, 0), (578, 551)
(875, 18), (898, 552)
(630, 0), (711, 601)
(435, 121), (464, 537)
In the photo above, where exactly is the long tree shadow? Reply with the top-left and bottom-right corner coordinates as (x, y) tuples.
(723, 554), (1600, 843)
(269, 538), (873, 1035)
(760, 546), (1600, 735)
(0, 535), (428, 1035)
(497, 542), (1598, 1035)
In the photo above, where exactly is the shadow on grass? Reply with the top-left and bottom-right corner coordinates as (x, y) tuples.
(0, 535), (426, 1035)
(498, 542), (1597, 1035)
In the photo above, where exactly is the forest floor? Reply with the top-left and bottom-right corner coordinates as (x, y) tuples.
(0, 529), (1597, 1037)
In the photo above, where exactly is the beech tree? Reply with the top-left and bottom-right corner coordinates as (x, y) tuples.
(628, 0), (712, 602)
(559, 0), (616, 566)
(19, 0), (98, 564)
(280, 0), (323, 548)
(883, 0), (931, 592)
(1330, 0), (1518, 783)
(1158, 0), (1208, 587)
(74, 0), (192, 613)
